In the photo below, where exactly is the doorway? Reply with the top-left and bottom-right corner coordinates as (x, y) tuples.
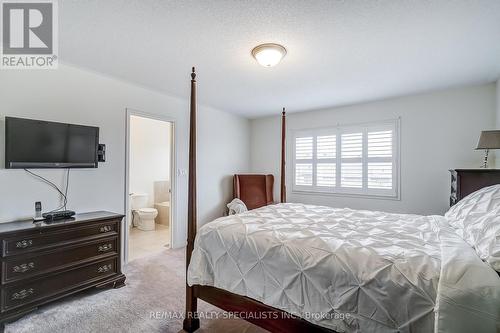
(124, 110), (175, 263)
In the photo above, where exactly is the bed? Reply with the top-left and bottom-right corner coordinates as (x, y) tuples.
(182, 68), (500, 333)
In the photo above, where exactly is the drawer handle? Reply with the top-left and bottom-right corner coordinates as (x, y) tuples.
(15, 240), (33, 249)
(97, 264), (112, 273)
(13, 262), (35, 273)
(98, 243), (113, 252)
(99, 225), (112, 233)
(11, 288), (34, 301)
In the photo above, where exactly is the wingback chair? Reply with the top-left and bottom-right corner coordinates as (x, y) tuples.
(233, 174), (274, 210)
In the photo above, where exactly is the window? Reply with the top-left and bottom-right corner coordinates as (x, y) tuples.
(292, 119), (399, 198)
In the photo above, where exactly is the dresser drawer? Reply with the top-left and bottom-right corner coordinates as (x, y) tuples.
(2, 257), (117, 311)
(2, 237), (118, 284)
(2, 220), (120, 257)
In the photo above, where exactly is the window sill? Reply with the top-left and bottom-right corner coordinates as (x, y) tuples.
(291, 189), (401, 201)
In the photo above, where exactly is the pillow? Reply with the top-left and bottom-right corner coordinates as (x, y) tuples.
(466, 207), (500, 271)
(445, 184), (500, 271)
(445, 184), (500, 228)
(227, 198), (248, 215)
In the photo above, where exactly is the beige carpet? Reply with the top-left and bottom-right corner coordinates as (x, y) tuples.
(6, 248), (267, 333)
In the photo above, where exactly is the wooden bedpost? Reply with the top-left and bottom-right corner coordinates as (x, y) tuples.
(280, 108), (286, 203)
(183, 67), (200, 332)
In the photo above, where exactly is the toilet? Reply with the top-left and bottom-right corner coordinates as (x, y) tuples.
(130, 193), (158, 231)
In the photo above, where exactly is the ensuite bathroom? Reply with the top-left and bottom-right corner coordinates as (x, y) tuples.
(128, 114), (173, 261)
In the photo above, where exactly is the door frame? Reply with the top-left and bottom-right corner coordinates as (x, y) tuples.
(123, 108), (178, 264)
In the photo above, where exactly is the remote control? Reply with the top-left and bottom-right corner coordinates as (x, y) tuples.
(42, 210), (76, 221)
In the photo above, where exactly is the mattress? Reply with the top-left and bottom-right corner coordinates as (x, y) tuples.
(187, 203), (500, 332)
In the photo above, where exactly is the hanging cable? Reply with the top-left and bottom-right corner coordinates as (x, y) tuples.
(63, 168), (70, 211)
(24, 168), (70, 213)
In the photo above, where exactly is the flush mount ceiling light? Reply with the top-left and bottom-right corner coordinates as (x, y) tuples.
(251, 43), (287, 67)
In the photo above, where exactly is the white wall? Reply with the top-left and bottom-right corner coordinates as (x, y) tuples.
(198, 106), (251, 223)
(251, 84), (496, 215)
(0, 64), (250, 249)
(496, 80), (500, 167)
(129, 115), (171, 207)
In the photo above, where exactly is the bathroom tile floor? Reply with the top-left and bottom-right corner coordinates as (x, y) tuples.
(129, 224), (170, 261)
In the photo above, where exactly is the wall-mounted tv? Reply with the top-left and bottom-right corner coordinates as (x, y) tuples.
(5, 117), (99, 169)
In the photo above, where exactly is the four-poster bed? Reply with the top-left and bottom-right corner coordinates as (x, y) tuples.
(182, 68), (327, 333)
(182, 68), (500, 333)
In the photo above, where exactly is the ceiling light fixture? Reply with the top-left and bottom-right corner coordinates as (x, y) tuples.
(251, 43), (287, 67)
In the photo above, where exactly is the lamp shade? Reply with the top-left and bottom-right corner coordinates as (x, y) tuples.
(476, 130), (500, 149)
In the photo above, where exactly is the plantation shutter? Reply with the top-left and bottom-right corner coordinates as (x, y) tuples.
(295, 137), (313, 186)
(316, 135), (336, 187)
(340, 132), (363, 188)
(367, 130), (393, 189)
(292, 119), (398, 198)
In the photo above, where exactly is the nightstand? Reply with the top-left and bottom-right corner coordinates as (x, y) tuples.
(449, 169), (500, 206)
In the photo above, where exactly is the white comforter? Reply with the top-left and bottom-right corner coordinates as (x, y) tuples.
(187, 203), (500, 332)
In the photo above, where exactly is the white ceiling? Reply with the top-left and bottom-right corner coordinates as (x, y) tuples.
(60, 0), (500, 118)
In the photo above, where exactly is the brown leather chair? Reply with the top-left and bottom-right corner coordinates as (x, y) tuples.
(233, 174), (274, 210)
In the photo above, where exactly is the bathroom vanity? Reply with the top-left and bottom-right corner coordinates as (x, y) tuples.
(0, 211), (125, 330)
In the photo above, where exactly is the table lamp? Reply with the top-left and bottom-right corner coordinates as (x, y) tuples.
(476, 130), (500, 168)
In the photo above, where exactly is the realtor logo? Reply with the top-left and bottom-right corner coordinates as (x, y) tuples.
(1, 0), (58, 69)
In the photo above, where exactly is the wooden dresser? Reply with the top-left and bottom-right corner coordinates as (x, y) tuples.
(0, 211), (125, 329)
(449, 169), (500, 206)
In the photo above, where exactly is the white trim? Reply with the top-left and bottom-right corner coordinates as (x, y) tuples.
(292, 189), (402, 201)
(291, 118), (401, 200)
(124, 109), (178, 266)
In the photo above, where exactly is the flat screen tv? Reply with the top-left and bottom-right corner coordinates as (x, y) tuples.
(5, 117), (99, 169)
